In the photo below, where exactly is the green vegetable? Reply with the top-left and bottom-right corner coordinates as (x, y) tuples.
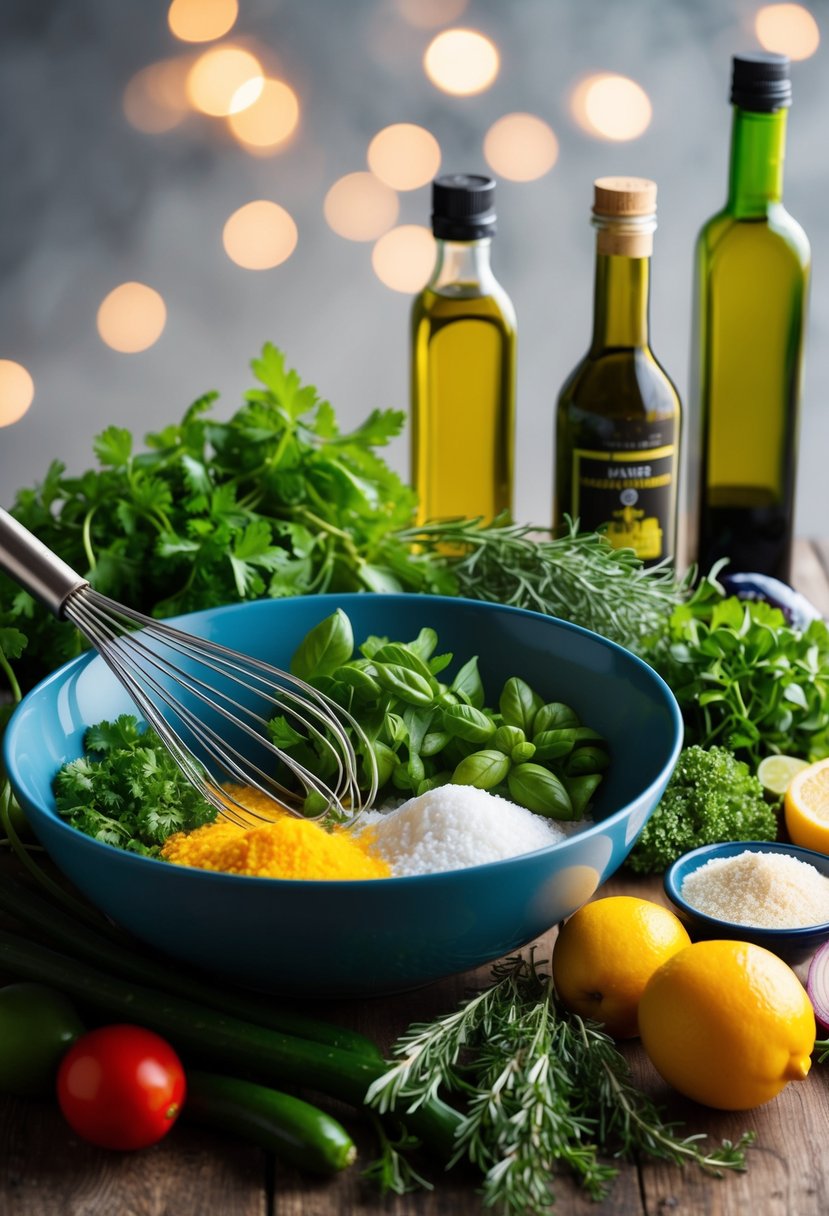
(0, 928), (461, 1157)
(627, 744), (778, 875)
(367, 950), (752, 1215)
(649, 566), (829, 765)
(53, 715), (217, 855)
(184, 1070), (357, 1175)
(0, 982), (86, 1097)
(0, 874), (382, 1062)
(273, 611), (608, 818)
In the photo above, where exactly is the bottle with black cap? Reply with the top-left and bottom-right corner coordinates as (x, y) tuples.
(411, 173), (516, 525)
(692, 52), (810, 582)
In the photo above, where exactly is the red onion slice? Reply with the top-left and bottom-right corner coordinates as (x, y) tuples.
(807, 939), (829, 1034)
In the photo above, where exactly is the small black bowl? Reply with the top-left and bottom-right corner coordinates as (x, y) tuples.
(664, 841), (829, 966)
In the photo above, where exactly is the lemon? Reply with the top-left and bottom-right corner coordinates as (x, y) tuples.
(552, 896), (691, 1039)
(757, 753), (809, 797)
(638, 939), (815, 1110)
(785, 758), (829, 854)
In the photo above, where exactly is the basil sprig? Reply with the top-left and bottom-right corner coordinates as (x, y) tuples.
(275, 610), (609, 819)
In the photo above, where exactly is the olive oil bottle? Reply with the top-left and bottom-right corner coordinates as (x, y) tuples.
(411, 174), (516, 525)
(554, 178), (681, 566)
(693, 53), (810, 582)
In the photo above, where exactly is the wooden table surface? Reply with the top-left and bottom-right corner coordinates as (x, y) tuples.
(3, 537), (829, 1216)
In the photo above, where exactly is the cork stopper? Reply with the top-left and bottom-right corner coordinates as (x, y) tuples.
(592, 176), (657, 257)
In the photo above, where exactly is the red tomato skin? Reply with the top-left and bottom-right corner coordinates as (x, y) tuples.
(56, 1024), (186, 1151)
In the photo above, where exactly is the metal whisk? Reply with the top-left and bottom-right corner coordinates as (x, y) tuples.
(0, 506), (377, 826)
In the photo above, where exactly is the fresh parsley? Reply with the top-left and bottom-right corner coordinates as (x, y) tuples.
(53, 715), (216, 854)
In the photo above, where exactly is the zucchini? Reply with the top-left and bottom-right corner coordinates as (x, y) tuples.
(0, 876), (382, 1061)
(184, 1070), (357, 1175)
(0, 928), (460, 1156)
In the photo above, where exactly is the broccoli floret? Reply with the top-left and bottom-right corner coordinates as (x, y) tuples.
(626, 744), (778, 875)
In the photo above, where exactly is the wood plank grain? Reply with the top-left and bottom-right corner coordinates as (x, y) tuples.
(0, 1095), (267, 1216)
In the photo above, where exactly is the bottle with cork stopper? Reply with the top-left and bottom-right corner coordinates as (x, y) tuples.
(553, 176), (682, 567)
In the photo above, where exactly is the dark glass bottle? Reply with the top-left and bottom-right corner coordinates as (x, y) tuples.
(554, 177), (681, 566)
(411, 174), (516, 525)
(693, 53), (810, 581)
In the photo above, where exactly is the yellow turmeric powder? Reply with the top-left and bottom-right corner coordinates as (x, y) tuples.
(161, 789), (390, 880)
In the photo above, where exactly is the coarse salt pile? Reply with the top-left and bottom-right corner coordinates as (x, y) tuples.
(680, 849), (829, 929)
(355, 785), (567, 876)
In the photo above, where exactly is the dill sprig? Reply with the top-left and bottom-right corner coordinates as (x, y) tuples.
(398, 515), (688, 653)
(366, 951), (753, 1215)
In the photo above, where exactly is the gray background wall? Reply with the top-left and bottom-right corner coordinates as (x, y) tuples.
(0, 0), (826, 550)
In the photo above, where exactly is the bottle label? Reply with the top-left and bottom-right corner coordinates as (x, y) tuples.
(572, 441), (676, 561)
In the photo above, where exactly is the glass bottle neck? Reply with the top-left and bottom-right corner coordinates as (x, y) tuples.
(727, 107), (787, 216)
(428, 238), (497, 294)
(590, 252), (650, 351)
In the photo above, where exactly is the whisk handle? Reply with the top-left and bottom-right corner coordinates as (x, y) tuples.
(0, 506), (88, 617)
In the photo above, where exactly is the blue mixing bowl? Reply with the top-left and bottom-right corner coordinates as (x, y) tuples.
(4, 593), (682, 998)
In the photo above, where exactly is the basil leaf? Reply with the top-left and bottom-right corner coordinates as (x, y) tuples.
(373, 643), (437, 688)
(372, 740), (397, 787)
(493, 724), (526, 754)
(508, 763), (574, 819)
(533, 702), (580, 735)
(403, 705), (434, 756)
(428, 652), (454, 676)
(442, 703), (497, 744)
(333, 665), (381, 701)
(564, 773), (603, 817)
(452, 749), (511, 791)
(421, 730), (451, 757)
(532, 729), (577, 760)
(408, 627), (438, 662)
(451, 656), (485, 709)
(565, 746), (610, 776)
(499, 678), (541, 735)
(291, 609), (353, 680)
(373, 663), (435, 706)
(511, 741), (536, 763)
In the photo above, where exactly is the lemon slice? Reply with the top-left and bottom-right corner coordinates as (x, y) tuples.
(784, 758), (829, 853)
(757, 754), (810, 797)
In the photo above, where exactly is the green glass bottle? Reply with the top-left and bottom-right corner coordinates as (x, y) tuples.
(411, 174), (516, 525)
(693, 53), (810, 581)
(554, 177), (681, 566)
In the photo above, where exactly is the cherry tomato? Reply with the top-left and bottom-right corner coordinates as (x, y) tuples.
(56, 1024), (186, 1150)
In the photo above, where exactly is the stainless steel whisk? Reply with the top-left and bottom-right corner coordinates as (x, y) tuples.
(0, 507), (377, 826)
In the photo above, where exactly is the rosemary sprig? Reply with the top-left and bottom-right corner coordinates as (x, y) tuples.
(367, 950), (753, 1215)
(398, 515), (688, 653)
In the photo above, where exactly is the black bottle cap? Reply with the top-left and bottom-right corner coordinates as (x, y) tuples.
(431, 174), (497, 240)
(730, 52), (792, 111)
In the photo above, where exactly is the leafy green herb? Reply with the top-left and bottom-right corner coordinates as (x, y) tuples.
(402, 516), (687, 654)
(53, 715), (216, 854)
(367, 950), (753, 1214)
(649, 566), (829, 764)
(627, 744), (778, 875)
(273, 610), (609, 817)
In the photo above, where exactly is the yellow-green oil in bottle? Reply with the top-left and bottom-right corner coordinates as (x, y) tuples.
(410, 175), (516, 525)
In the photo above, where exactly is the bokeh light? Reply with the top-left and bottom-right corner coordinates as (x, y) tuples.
(372, 225), (435, 293)
(324, 172), (399, 241)
(368, 124), (441, 191)
(0, 360), (35, 427)
(168, 0), (238, 43)
(123, 58), (191, 134)
(570, 73), (652, 141)
(396, 0), (468, 28)
(222, 200), (298, 269)
(755, 4), (820, 59)
(483, 113), (559, 182)
(227, 79), (299, 153)
(423, 28), (500, 96)
(97, 283), (167, 354)
(187, 46), (264, 117)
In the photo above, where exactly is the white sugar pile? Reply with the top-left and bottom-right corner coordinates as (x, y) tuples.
(355, 785), (568, 876)
(681, 849), (829, 929)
